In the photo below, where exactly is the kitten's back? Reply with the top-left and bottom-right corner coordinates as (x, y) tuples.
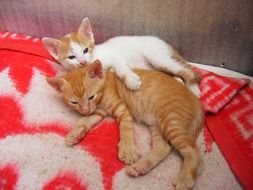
(110, 69), (203, 138)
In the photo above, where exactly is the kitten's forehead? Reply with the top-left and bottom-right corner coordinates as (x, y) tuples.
(58, 33), (94, 60)
(63, 68), (87, 96)
(61, 33), (81, 44)
(61, 33), (94, 49)
(60, 33), (82, 54)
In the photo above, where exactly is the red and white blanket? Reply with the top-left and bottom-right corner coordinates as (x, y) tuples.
(0, 32), (252, 190)
(195, 67), (253, 189)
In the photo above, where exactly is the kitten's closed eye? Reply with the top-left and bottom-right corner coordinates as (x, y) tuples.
(68, 55), (76, 60)
(88, 95), (95, 100)
(70, 100), (79, 105)
(83, 48), (88, 54)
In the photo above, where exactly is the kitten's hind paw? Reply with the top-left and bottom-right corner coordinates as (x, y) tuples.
(174, 174), (195, 190)
(178, 68), (200, 84)
(126, 159), (152, 176)
(118, 142), (140, 164)
(125, 73), (142, 90)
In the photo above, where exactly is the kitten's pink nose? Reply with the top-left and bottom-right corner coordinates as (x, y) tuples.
(82, 107), (90, 114)
(80, 60), (87, 67)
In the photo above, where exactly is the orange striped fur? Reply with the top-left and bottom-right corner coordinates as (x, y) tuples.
(47, 60), (203, 190)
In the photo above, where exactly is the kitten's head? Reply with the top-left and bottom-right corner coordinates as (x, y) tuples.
(47, 60), (105, 115)
(43, 17), (95, 70)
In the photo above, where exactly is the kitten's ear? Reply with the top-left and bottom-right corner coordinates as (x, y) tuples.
(87, 60), (103, 79)
(46, 77), (67, 93)
(42, 37), (62, 59)
(78, 17), (94, 40)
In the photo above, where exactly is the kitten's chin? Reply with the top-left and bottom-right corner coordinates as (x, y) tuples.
(61, 63), (75, 70)
(61, 62), (81, 70)
(72, 64), (82, 69)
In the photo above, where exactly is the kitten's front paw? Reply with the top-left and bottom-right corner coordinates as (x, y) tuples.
(125, 73), (142, 90)
(65, 134), (79, 146)
(118, 142), (140, 164)
(65, 124), (87, 146)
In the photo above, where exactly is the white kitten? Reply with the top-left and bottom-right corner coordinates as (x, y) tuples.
(43, 17), (199, 91)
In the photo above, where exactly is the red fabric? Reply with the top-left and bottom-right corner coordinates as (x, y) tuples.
(0, 32), (54, 61)
(0, 165), (18, 190)
(194, 67), (249, 113)
(194, 67), (253, 189)
(203, 127), (214, 153)
(0, 32), (124, 190)
(43, 172), (88, 190)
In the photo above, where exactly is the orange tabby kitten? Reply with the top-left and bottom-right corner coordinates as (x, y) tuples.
(47, 60), (203, 190)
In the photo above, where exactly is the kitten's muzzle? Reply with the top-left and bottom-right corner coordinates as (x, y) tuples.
(80, 60), (87, 67)
(81, 107), (91, 115)
(80, 107), (96, 116)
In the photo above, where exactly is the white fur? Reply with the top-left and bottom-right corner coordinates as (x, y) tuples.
(61, 42), (87, 69)
(70, 42), (86, 63)
(92, 36), (185, 90)
(94, 36), (184, 71)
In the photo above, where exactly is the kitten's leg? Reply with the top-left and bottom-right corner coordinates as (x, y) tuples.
(114, 61), (142, 90)
(112, 101), (140, 164)
(65, 109), (106, 146)
(126, 126), (171, 176)
(118, 117), (140, 164)
(162, 123), (200, 190)
(146, 48), (199, 85)
(174, 144), (200, 190)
